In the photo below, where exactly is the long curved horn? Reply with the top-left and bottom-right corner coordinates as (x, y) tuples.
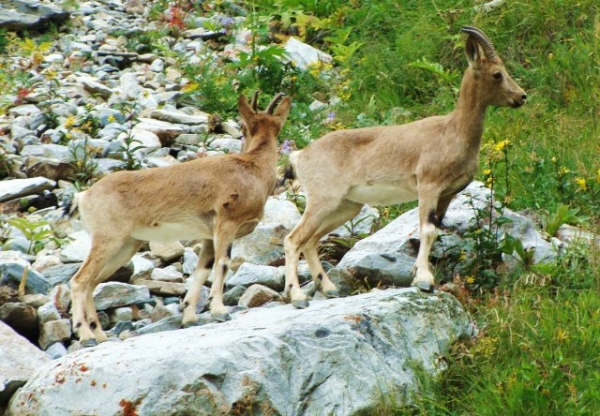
(461, 26), (497, 60)
(251, 90), (260, 113)
(265, 92), (286, 115)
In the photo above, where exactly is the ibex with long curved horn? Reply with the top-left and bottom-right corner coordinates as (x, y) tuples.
(64, 92), (291, 345)
(284, 26), (526, 307)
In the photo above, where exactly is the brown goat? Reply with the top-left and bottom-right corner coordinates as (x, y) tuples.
(64, 92), (291, 345)
(283, 26), (527, 308)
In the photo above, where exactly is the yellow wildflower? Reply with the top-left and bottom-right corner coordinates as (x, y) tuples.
(575, 177), (587, 192)
(482, 168), (492, 176)
(559, 166), (570, 176)
(465, 276), (475, 284)
(64, 116), (76, 128)
(107, 114), (116, 123)
(494, 140), (511, 152)
(596, 168), (600, 184)
(551, 156), (557, 163)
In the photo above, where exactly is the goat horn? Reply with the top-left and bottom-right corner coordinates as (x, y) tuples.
(251, 90), (260, 112)
(461, 26), (497, 60)
(266, 92), (286, 115)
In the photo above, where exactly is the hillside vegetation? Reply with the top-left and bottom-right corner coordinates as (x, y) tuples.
(1, 0), (599, 414)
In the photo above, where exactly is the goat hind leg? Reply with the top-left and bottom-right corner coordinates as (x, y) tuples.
(82, 238), (142, 346)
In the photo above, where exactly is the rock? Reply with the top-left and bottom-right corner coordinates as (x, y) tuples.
(92, 282), (150, 311)
(223, 284), (246, 306)
(37, 301), (61, 324)
(284, 37), (333, 70)
(0, 0), (70, 31)
(0, 263), (51, 294)
(38, 319), (72, 350)
(41, 263), (81, 287)
(59, 230), (91, 263)
(0, 321), (51, 407)
(0, 302), (38, 336)
(182, 247), (199, 275)
(7, 288), (473, 415)
(131, 253), (159, 279)
(0, 177), (56, 203)
(109, 307), (133, 323)
(238, 284), (279, 308)
(134, 118), (186, 145)
(226, 262), (285, 291)
(117, 128), (162, 154)
(21, 144), (71, 161)
(555, 224), (600, 244)
(20, 293), (50, 308)
(150, 108), (210, 125)
(150, 266), (184, 283)
(149, 241), (185, 262)
(44, 342), (68, 359)
(132, 279), (188, 297)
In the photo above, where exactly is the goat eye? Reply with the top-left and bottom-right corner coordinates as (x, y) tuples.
(493, 72), (503, 80)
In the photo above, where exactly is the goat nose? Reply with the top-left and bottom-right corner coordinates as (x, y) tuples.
(521, 93), (527, 101)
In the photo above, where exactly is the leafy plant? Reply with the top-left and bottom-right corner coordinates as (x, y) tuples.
(7, 217), (58, 254)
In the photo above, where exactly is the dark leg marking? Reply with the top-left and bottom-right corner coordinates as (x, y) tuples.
(204, 258), (215, 269)
(427, 209), (438, 227)
(226, 244), (233, 258)
(222, 265), (228, 275)
(182, 301), (189, 308)
(317, 273), (323, 281)
(90, 322), (97, 330)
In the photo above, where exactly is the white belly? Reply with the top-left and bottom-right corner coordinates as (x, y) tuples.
(346, 182), (417, 206)
(131, 222), (213, 242)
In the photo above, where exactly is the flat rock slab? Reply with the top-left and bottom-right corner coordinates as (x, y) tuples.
(7, 288), (473, 416)
(0, 177), (56, 203)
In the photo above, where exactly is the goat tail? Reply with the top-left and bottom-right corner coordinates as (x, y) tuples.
(62, 193), (81, 219)
(276, 150), (299, 189)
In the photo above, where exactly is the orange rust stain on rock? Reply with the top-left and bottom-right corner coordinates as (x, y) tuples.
(119, 398), (143, 416)
(344, 315), (361, 324)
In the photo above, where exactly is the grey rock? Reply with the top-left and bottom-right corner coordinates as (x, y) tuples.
(21, 144), (71, 161)
(20, 293), (50, 308)
(0, 177), (56, 203)
(149, 241), (184, 262)
(150, 108), (210, 125)
(25, 157), (76, 182)
(131, 253), (158, 279)
(182, 247), (199, 275)
(0, 321), (50, 407)
(37, 302), (61, 325)
(44, 342), (68, 359)
(223, 284), (246, 306)
(7, 288), (473, 415)
(38, 319), (71, 350)
(59, 230), (91, 263)
(0, 0), (70, 32)
(109, 307), (133, 323)
(226, 262), (285, 291)
(0, 263), (51, 294)
(134, 118), (186, 144)
(150, 266), (184, 283)
(132, 279), (187, 297)
(42, 263), (81, 287)
(92, 282), (150, 311)
(283, 37), (333, 70)
(238, 284), (279, 308)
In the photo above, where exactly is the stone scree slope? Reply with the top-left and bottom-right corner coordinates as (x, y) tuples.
(8, 288), (474, 416)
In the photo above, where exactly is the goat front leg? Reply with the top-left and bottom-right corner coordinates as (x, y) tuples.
(412, 191), (441, 293)
(181, 239), (215, 327)
(208, 223), (238, 322)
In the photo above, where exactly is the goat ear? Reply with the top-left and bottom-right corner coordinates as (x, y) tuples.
(465, 36), (485, 69)
(274, 96), (292, 124)
(238, 94), (255, 122)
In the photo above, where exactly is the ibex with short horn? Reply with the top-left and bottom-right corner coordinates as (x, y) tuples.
(64, 92), (291, 345)
(284, 26), (527, 307)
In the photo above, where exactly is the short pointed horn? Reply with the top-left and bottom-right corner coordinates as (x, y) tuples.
(265, 92), (286, 115)
(461, 26), (497, 60)
(251, 90), (260, 112)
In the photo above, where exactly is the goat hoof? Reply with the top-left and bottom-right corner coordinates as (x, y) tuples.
(81, 339), (98, 348)
(182, 320), (199, 329)
(324, 290), (340, 298)
(212, 312), (231, 322)
(415, 281), (435, 293)
(292, 299), (309, 309)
